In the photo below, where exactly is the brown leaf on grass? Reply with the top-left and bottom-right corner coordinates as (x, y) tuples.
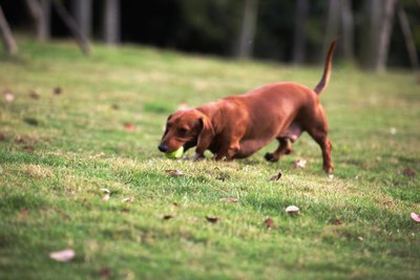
(402, 167), (416, 177)
(14, 136), (25, 144)
(205, 216), (219, 223)
(330, 218), (342, 225)
(165, 169), (184, 177)
(23, 117), (39, 126)
(263, 217), (274, 229)
(49, 249), (75, 262)
(99, 267), (112, 279)
(293, 159), (307, 169)
(269, 171), (283, 181)
(3, 90), (15, 103)
(17, 208), (29, 220)
(53, 87), (62, 95)
(14, 135), (37, 146)
(163, 214), (174, 220)
(121, 197), (134, 203)
(22, 145), (35, 153)
(29, 90), (40, 99)
(215, 172), (230, 181)
(220, 197), (239, 203)
(123, 122), (136, 132)
(101, 188), (111, 201)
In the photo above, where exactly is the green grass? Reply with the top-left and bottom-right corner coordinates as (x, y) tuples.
(0, 39), (419, 279)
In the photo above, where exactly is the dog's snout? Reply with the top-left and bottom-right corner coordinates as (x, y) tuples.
(158, 144), (169, 153)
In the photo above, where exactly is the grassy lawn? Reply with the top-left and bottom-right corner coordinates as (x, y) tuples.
(0, 39), (419, 279)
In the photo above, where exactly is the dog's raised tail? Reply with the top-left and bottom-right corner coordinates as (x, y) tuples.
(314, 40), (336, 95)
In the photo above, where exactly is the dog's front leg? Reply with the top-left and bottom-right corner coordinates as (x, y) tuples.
(214, 142), (240, 161)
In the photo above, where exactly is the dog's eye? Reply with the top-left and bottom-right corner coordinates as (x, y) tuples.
(178, 128), (188, 135)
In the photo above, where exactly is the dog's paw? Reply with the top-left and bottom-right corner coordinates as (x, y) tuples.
(264, 153), (278, 162)
(323, 164), (334, 175)
(192, 153), (205, 161)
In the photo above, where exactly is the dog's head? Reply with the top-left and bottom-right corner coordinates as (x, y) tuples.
(158, 109), (214, 153)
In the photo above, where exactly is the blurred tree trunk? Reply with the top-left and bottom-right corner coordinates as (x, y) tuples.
(323, 0), (340, 55)
(340, 0), (354, 61)
(397, 4), (418, 70)
(103, 0), (120, 45)
(0, 5), (18, 55)
(293, 0), (308, 64)
(375, 0), (397, 72)
(72, 0), (92, 39)
(236, 0), (259, 59)
(25, 0), (50, 41)
(52, 0), (90, 55)
(363, 0), (397, 71)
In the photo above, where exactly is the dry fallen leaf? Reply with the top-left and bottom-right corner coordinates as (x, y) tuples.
(285, 205), (300, 215)
(99, 267), (112, 279)
(220, 197), (239, 203)
(29, 90), (40, 99)
(330, 218), (342, 225)
(101, 188), (111, 201)
(53, 87), (62, 95)
(23, 117), (39, 126)
(123, 122), (136, 132)
(402, 167), (416, 177)
(163, 214), (174, 220)
(389, 127), (397, 135)
(263, 217), (274, 229)
(121, 197), (134, 203)
(205, 216), (219, 223)
(49, 249), (75, 262)
(22, 145), (35, 153)
(165, 169), (184, 177)
(215, 172), (230, 181)
(293, 159), (307, 169)
(411, 212), (420, 223)
(269, 171), (282, 181)
(17, 208), (29, 220)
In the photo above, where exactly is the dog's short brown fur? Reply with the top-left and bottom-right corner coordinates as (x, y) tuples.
(159, 41), (336, 173)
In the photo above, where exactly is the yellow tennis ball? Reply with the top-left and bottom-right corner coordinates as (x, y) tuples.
(165, 146), (184, 159)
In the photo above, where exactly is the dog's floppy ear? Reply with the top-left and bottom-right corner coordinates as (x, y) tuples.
(196, 115), (214, 154)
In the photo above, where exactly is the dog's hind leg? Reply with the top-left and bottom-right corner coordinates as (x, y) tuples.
(264, 137), (292, 162)
(264, 123), (303, 162)
(304, 107), (334, 174)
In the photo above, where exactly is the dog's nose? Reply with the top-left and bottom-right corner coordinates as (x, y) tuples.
(158, 144), (169, 153)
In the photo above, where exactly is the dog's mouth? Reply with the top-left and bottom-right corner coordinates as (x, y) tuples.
(183, 139), (197, 152)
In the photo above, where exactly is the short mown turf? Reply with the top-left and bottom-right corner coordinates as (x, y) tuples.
(0, 39), (419, 279)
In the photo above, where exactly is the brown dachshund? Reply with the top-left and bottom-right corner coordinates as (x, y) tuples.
(159, 41), (336, 174)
